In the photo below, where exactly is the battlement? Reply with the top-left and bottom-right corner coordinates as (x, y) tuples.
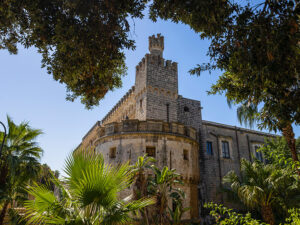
(101, 86), (135, 124)
(95, 119), (197, 141)
(149, 34), (164, 57)
(135, 54), (177, 72)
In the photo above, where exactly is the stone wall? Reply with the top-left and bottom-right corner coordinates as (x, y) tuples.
(177, 95), (202, 130)
(101, 86), (136, 125)
(145, 54), (178, 122)
(92, 119), (199, 219)
(135, 34), (178, 122)
(199, 120), (277, 208)
(80, 121), (101, 149)
(78, 34), (279, 220)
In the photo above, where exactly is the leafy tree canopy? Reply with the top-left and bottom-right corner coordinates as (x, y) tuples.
(205, 202), (300, 225)
(1, 1), (299, 118)
(0, 0), (237, 109)
(204, 202), (266, 225)
(0, 0), (146, 108)
(259, 137), (300, 170)
(200, 1), (299, 132)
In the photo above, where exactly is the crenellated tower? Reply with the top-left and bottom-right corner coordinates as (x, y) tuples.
(135, 34), (178, 122)
(79, 33), (277, 221)
(149, 34), (164, 57)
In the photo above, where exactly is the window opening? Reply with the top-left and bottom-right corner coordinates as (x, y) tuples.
(146, 146), (156, 158)
(255, 145), (263, 162)
(166, 103), (169, 122)
(222, 141), (230, 158)
(109, 147), (116, 159)
(206, 141), (213, 155)
(183, 149), (189, 160)
(140, 99), (143, 109)
(184, 106), (189, 112)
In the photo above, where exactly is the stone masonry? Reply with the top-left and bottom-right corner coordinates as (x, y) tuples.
(79, 34), (276, 220)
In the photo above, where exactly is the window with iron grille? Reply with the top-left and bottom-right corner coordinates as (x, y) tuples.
(222, 141), (230, 158)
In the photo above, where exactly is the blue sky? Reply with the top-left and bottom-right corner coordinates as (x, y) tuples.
(1, 14), (299, 173)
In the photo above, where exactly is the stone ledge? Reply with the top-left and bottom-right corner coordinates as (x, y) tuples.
(94, 119), (198, 141)
(202, 120), (278, 137)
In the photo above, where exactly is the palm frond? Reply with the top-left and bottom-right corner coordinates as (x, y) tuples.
(236, 102), (259, 129)
(24, 150), (154, 224)
(24, 183), (65, 224)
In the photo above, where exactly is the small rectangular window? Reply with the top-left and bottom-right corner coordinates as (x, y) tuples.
(222, 141), (230, 158)
(140, 99), (143, 109)
(206, 141), (213, 155)
(146, 147), (156, 158)
(255, 146), (263, 162)
(109, 147), (116, 159)
(183, 149), (189, 160)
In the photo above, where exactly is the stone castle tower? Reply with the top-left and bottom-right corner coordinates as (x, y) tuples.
(135, 34), (178, 122)
(79, 34), (276, 221)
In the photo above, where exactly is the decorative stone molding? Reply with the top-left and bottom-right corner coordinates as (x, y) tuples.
(95, 119), (198, 141)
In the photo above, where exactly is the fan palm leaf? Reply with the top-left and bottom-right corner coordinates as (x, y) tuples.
(24, 150), (155, 224)
(223, 159), (300, 225)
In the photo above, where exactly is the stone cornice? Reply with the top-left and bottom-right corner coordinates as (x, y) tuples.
(91, 119), (198, 145)
(203, 120), (278, 137)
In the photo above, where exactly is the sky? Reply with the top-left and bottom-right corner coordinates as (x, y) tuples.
(1, 13), (299, 173)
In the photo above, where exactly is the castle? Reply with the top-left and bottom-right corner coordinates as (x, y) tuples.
(79, 34), (275, 220)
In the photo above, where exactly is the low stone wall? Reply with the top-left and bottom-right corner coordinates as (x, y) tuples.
(95, 119), (197, 142)
(91, 119), (199, 220)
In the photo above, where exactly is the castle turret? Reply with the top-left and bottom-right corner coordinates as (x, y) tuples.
(135, 34), (178, 122)
(149, 34), (164, 57)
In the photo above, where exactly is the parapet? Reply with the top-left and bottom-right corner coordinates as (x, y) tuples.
(149, 34), (164, 57)
(136, 53), (178, 72)
(101, 86), (135, 124)
(95, 119), (198, 141)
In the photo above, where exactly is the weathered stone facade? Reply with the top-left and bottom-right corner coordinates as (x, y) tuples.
(79, 34), (276, 220)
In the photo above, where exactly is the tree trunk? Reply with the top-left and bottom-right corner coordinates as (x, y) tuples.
(261, 204), (275, 225)
(0, 200), (9, 225)
(134, 171), (150, 224)
(282, 123), (300, 175)
(143, 208), (149, 225)
(0, 163), (8, 188)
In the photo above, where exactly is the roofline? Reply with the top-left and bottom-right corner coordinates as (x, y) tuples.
(82, 121), (101, 140)
(202, 120), (279, 137)
(101, 86), (135, 124)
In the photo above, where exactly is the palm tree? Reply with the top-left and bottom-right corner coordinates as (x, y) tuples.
(148, 166), (182, 225)
(168, 189), (190, 225)
(35, 163), (59, 192)
(24, 150), (155, 224)
(131, 155), (156, 225)
(131, 155), (156, 200)
(223, 159), (300, 225)
(0, 116), (43, 225)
